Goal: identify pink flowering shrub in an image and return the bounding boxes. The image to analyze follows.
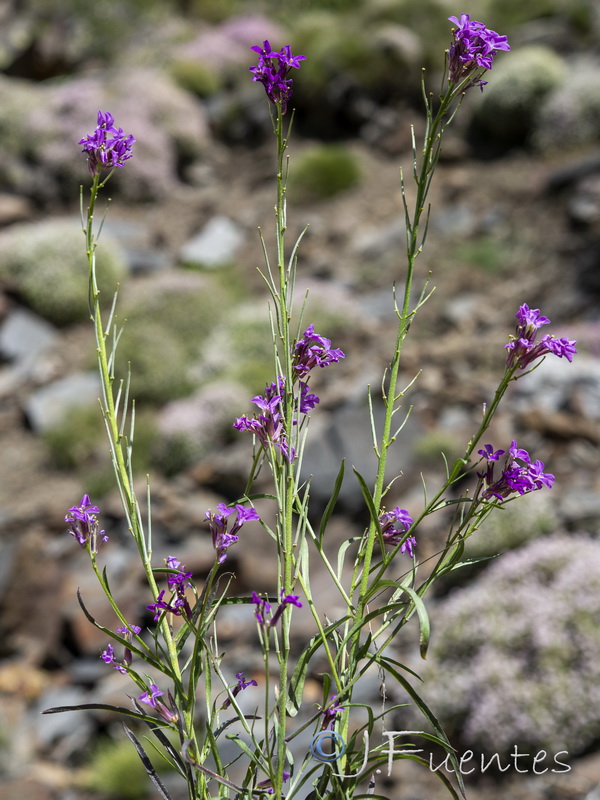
[415,534,600,757]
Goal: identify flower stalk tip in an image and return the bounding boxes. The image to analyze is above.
[249,40,306,113]
[79,110,135,176]
[505,303,577,370]
[447,14,510,91]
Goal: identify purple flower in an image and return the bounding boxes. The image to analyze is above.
[252,590,301,627]
[139,683,164,708]
[116,624,142,637]
[270,592,303,627]
[478,440,555,501]
[515,304,551,330]
[293,324,345,377]
[251,591,272,625]
[257,770,291,794]
[116,623,142,667]
[542,336,578,362]
[204,503,260,564]
[147,589,180,621]
[234,372,326,460]
[220,671,259,710]
[65,494,108,553]
[233,377,295,462]
[477,444,506,461]
[79,110,135,176]
[448,14,510,90]
[299,380,320,414]
[146,557,194,622]
[379,507,416,557]
[505,304,577,370]
[249,40,306,113]
[319,694,344,730]
[100,643,128,674]
[138,684,178,723]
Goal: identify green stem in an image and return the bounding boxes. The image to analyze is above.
[274,102,295,800]
[335,82,469,755]
[354,84,457,609]
[84,175,199,787]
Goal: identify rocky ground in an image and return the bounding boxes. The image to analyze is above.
[1,9,600,800]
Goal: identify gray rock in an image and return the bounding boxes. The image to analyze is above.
[179,215,244,268]
[560,488,600,530]
[301,401,422,511]
[431,203,476,236]
[0,307,58,372]
[101,216,171,273]
[35,686,93,747]
[24,371,101,432]
[512,354,600,419]
[356,288,398,322]
[352,218,405,260]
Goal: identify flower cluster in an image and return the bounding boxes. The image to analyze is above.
[477,440,555,501]
[293,324,345,376]
[505,303,577,370]
[249,40,306,113]
[204,503,261,564]
[447,14,510,90]
[234,377,295,461]
[234,325,343,461]
[379,507,416,557]
[251,591,302,627]
[78,110,135,176]
[221,671,259,710]
[65,494,108,554]
[146,556,194,621]
[138,683,179,723]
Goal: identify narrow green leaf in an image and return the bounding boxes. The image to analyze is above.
[287,618,348,716]
[397,583,430,660]
[132,699,187,776]
[319,460,345,545]
[224,734,268,772]
[75,589,162,670]
[372,654,465,797]
[352,467,380,528]
[42,703,170,727]
[447,555,498,571]
[336,537,361,582]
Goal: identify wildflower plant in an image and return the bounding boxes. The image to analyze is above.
[43,15,576,800]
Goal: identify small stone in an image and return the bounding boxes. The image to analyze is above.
[179,216,244,269]
[0,307,58,371]
[24,371,100,432]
